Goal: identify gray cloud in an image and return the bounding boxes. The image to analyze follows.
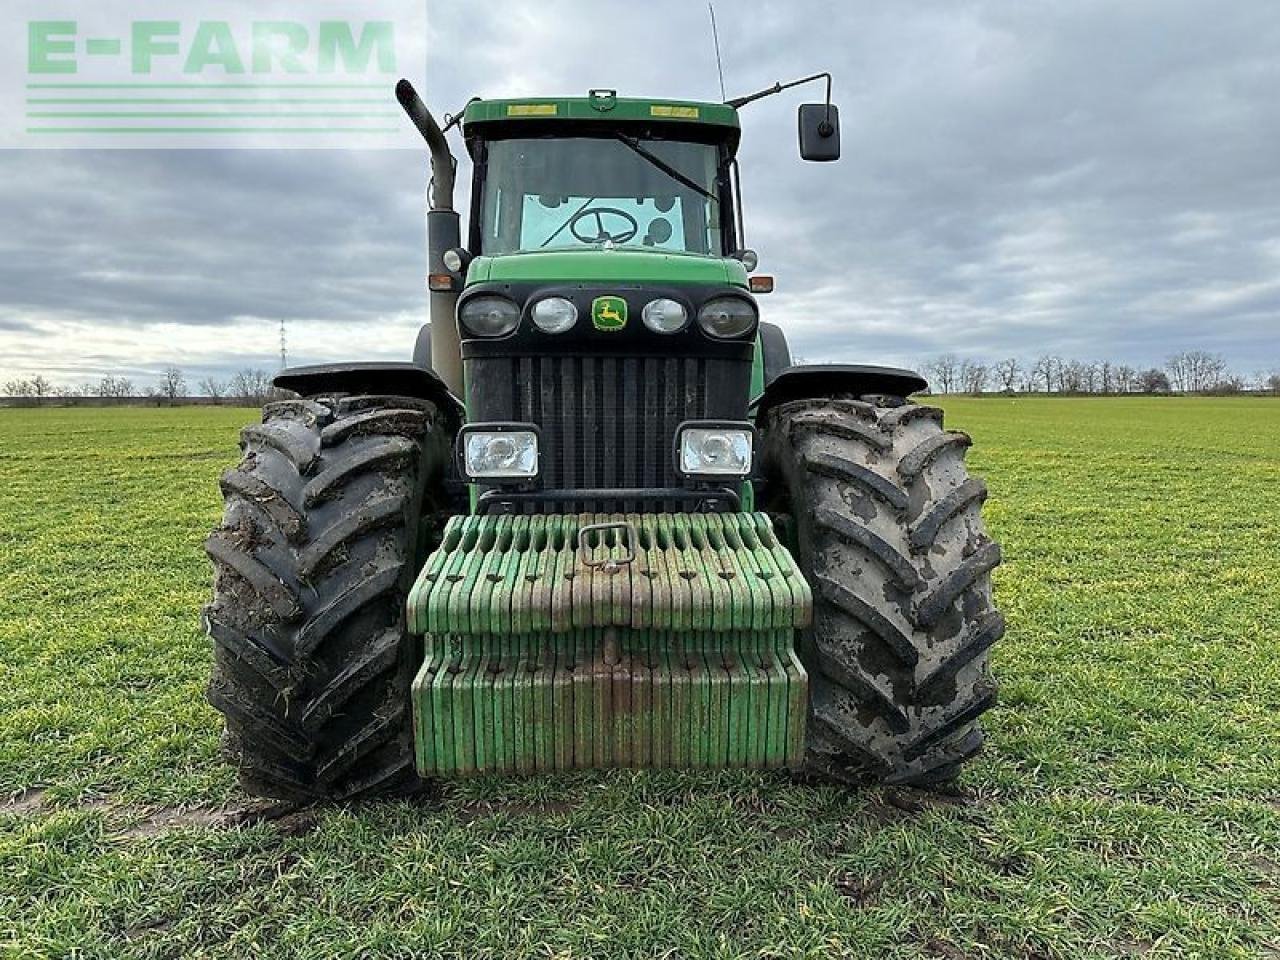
[1,0,1278,388]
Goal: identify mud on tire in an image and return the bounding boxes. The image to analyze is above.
[762,396,1004,787]
[204,394,449,801]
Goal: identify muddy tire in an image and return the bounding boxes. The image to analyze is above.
[203,394,449,801]
[762,396,1003,787]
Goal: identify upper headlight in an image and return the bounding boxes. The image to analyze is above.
[531,296,578,334]
[459,295,520,337]
[697,297,757,338]
[642,298,688,333]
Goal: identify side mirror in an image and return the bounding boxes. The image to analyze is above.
[798,103,840,161]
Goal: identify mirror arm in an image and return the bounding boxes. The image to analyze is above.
[726,71,833,130]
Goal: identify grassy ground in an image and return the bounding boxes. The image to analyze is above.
[1,398,1277,960]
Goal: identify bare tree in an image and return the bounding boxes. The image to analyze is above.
[925,354,960,395]
[1137,368,1171,394]
[158,366,187,400]
[30,375,54,399]
[230,368,274,405]
[1080,362,1100,395]
[1167,351,1228,394]
[1266,371,1280,395]
[3,379,34,397]
[1060,360,1086,394]
[1115,365,1136,394]
[960,359,989,396]
[96,375,134,398]
[1032,355,1060,393]
[993,358,1021,394]
[199,377,227,402]
[1166,352,1189,392]
[1195,352,1228,393]
[1099,361,1114,395]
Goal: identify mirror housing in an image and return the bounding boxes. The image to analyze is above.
[798,103,840,161]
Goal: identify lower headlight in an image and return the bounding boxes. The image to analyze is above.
[697,296,757,338]
[459,295,520,337]
[677,425,753,477]
[462,429,539,479]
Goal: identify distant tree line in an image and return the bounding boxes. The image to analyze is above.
[5,353,1279,403]
[1,367,286,405]
[921,351,1279,396]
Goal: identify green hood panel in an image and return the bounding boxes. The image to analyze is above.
[468,250,750,288]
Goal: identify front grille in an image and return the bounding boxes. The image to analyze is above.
[465,352,751,512]
[513,355,708,490]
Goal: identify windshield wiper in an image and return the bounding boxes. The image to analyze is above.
[540,196,597,248]
[611,133,718,203]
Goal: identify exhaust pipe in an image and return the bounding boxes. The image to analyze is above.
[396,79,463,396]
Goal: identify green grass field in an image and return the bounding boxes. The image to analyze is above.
[1,398,1277,959]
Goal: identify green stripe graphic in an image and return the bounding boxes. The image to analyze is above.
[26,127,400,134]
[27,82,390,90]
[27,112,397,118]
[27,98,387,104]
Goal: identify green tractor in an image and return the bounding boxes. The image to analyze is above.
[203,75,1003,800]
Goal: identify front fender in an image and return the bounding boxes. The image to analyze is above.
[274,362,464,428]
[752,364,928,422]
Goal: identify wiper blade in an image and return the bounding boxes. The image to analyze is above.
[540,196,597,248]
[612,133,718,203]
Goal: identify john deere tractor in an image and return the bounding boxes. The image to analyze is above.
[203,75,1003,800]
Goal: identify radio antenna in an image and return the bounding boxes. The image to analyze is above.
[708,3,727,101]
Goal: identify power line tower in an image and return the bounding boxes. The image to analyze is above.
[279,317,288,371]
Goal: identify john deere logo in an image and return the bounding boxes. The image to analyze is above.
[591,296,627,331]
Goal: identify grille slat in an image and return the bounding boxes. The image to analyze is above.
[506,354,726,502]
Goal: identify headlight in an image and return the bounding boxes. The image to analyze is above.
[642,298,688,333]
[459,295,520,337]
[461,428,539,479]
[697,297,757,338]
[677,425,753,477]
[442,248,465,273]
[531,296,578,334]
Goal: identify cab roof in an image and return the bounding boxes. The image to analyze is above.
[460,94,742,156]
[463,91,739,128]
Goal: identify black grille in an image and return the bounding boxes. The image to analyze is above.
[513,355,708,490]
[465,350,752,512]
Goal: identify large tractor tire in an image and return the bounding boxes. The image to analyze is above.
[762,396,1003,787]
[203,394,449,801]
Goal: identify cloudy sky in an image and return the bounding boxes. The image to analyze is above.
[2,0,1278,390]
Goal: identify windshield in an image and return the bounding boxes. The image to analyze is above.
[477,136,726,256]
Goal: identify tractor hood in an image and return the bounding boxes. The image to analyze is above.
[467,249,750,288]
